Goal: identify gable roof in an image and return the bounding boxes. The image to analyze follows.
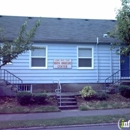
[0,15,117,43]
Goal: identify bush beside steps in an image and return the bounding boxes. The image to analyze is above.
[16,92,47,105]
[80,86,108,100]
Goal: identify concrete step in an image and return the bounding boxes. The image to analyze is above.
[57,95,76,98]
[56,93,80,97]
[101,89,112,92]
[59,105,78,110]
[57,97,76,101]
[104,87,118,94]
[6,84,13,88]
[120,80,130,85]
[58,101,77,105]
[0,79,6,86]
[56,94,78,110]
[11,87,18,92]
[121,79,130,82]
[6,85,17,91]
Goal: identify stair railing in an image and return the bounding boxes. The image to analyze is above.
[0,69,23,90]
[105,69,130,92]
[53,79,62,107]
[105,70,120,92]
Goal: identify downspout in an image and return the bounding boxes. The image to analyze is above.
[110,43,112,76]
[110,43,114,84]
[96,37,99,82]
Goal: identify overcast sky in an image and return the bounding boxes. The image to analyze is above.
[0,0,121,19]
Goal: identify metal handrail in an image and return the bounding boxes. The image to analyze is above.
[53,79,61,94]
[105,69,130,92]
[53,79,62,107]
[0,69,23,87]
[105,70,120,83]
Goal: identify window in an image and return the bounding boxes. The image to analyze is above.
[30,47,47,69]
[78,47,93,69]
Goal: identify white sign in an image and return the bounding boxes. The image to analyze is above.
[53,59,72,69]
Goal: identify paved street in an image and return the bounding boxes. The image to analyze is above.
[46,125,119,130]
[6,124,119,130]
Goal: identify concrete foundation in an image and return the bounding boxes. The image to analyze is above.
[32,83,105,93]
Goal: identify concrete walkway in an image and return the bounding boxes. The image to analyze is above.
[0,108,130,121]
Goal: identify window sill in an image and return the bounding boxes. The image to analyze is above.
[30,67,47,69]
[78,67,94,69]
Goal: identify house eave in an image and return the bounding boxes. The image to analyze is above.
[0,39,115,44]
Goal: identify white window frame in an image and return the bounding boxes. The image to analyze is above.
[77,46,94,69]
[29,46,48,69]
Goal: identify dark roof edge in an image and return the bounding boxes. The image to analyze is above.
[0,39,113,44]
[32,40,112,44]
[0,15,116,21]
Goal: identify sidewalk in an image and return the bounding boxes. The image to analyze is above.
[0,108,130,121]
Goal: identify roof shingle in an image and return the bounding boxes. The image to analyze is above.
[0,15,117,43]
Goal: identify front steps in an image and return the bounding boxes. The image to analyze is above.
[56,94,78,110]
[105,79,130,93]
[0,79,16,96]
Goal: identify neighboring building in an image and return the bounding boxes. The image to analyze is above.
[0,15,125,92]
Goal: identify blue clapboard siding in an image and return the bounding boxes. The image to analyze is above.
[2,43,120,83]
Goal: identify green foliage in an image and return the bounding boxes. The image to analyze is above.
[96,92,108,100]
[108,0,130,56]
[80,86,97,100]
[0,18,41,67]
[32,93,47,104]
[16,92,32,105]
[79,105,89,111]
[16,91,48,105]
[119,85,130,98]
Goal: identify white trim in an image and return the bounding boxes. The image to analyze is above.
[96,44,99,82]
[110,48,112,76]
[121,77,130,79]
[29,46,48,69]
[77,46,94,69]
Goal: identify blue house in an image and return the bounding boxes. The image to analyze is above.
[0,15,127,92]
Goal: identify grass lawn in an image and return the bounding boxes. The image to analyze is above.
[0,93,130,129]
[0,93,130,113]
[0,114,129,129]
[76,93,130,110]
[0,96,60,114]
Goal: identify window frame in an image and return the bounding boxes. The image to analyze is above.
[29,46,48,69]
[77,46,94,69]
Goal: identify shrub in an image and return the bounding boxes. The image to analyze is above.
[16,92,32,105]
[80,86,97,100]
[119,85,130,98]
[96,91,108,100]
[32,93,47,104]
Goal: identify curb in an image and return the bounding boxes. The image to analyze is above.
[3,123,117,130]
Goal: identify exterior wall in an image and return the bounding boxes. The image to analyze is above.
[2,43,120,84]
[98,45,120,82]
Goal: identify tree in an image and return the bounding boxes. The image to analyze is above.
[0,18,41,67]
[108,0,130,56]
